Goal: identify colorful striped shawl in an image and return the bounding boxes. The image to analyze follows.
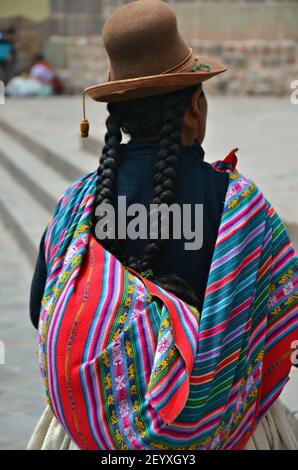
[38,155,298,450]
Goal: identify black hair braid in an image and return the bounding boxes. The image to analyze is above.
[93,103,123,258]
[140,94,185,272]
[93,85,202,308]
[94,105,144,269]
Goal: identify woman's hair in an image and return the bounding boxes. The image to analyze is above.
[93,84,202,308]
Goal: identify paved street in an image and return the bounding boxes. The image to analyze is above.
[0,220,44,450]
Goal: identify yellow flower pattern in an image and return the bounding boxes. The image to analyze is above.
[105,373,112,390]
[111,410,118,425]
[125,340,132,358]
[228,197,238,209]
[128,364,135,380]
[107,394,114,405]
[279,269,294,285]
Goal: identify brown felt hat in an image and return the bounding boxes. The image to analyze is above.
[84,0,227,103]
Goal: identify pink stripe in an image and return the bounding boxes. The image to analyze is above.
[206,247,261,295]
[217,192,264,243]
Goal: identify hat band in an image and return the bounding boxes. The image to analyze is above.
[107,47,198,82]
[160,47,194,74]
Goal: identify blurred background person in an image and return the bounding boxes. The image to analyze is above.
[0,26,17,84]
[30,54,64,95]
[6,67,53,97]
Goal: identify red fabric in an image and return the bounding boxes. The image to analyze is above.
[224,148,238,171]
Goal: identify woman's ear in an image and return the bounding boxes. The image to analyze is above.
[181,87,204,146]
[190,87,201,119]
[197,88,207,144]
[184,88,201,132]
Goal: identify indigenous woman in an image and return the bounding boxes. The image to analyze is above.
[28,0,298,450]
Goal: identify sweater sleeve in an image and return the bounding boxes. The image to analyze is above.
[29,229,47,329]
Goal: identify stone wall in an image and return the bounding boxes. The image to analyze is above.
[173,0,298,95]
[42,0,135,91]
[192,39,298,95]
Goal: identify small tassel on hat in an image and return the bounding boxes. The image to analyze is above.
[80,91,89,138]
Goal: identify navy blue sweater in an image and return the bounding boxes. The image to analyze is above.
[30,139,229,328]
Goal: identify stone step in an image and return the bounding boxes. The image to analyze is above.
[0,164,49,264]
[0,115,96,182]
[0,128,69,213]
[0,102,98,264]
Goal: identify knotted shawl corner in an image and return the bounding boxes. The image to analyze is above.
[142,279,200,424]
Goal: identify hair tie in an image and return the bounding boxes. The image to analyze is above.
[140,269,154,279]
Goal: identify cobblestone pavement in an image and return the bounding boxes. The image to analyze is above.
[0,220,44,450]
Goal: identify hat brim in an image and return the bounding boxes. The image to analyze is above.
[84,55,227,102]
